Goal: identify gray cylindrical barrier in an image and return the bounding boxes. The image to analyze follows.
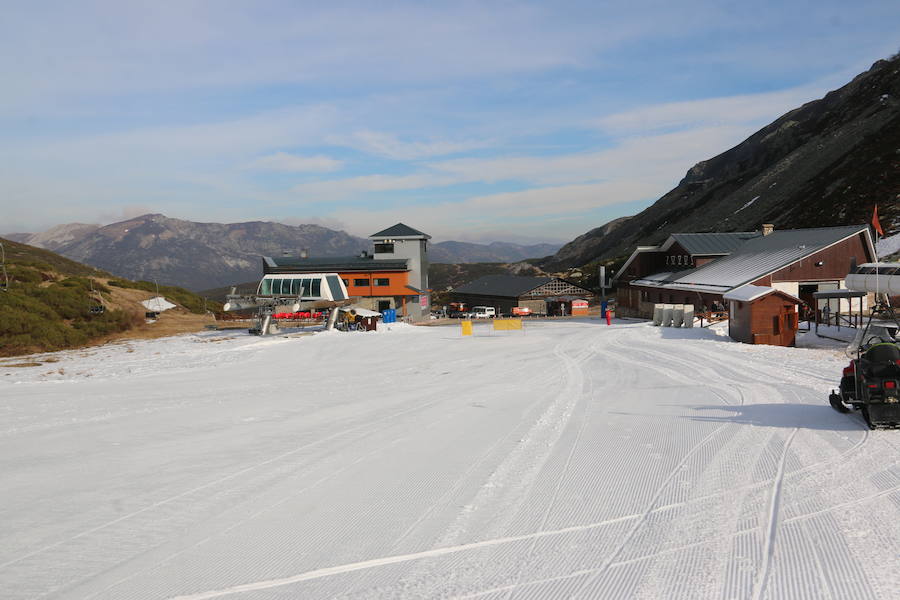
[660,304,673,327]
[653,304,663,326]
[672,304,684,327]
[683,304,694,328]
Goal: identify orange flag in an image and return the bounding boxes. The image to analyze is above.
[872,204,884,238]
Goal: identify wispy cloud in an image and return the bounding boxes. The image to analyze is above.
[328,130,492,160]
[245,152,343,173]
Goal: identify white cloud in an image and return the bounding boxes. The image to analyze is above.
[328,130,491,160]
[595,86,827,136]
[246,152,342,173]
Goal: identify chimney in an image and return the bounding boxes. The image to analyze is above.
[762,223,774,236]
[299,248,308,259]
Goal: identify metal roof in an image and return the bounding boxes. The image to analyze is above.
[369,223,431,239]
[666,232,759,255]
[451,275,554,297]
[643,226,870,293]
[264,255,409,273]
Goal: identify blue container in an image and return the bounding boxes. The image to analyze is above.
[382,309,397,323]
[601,300,608,318]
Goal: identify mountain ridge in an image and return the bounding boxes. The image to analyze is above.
[543,55,900,270]
[8,215,563,289]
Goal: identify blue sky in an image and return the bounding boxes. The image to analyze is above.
[2,1,898,243]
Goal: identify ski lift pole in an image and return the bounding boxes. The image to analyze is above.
[0,241,8,291]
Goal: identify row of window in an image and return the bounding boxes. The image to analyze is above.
[665,255,694,266]
[261,277,322,296]
[342,278,391,287]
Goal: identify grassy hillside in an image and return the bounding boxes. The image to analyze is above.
[0,237,220,357]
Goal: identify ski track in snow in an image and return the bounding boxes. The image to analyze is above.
[1,321,898,599]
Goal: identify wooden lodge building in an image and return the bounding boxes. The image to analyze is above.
[263,223,432,320]
[614,224,876,319]
[450,275,594,316]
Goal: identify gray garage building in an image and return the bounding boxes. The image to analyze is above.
[450,275,594,316]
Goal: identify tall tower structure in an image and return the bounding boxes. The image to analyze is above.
[369,223,430,317]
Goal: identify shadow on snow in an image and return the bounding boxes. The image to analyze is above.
[688,403,867,431]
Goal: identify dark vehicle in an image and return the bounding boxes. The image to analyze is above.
[829,305,900,429]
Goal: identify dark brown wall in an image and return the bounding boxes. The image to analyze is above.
[624,286,723,311]
[768,232,871,283]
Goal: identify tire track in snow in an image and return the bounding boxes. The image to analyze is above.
[164,513,647,600]
[498,334,606,599]
[566,420,732,599]
[751,426,799,600]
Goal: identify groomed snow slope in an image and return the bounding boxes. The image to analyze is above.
[1,321,898,599]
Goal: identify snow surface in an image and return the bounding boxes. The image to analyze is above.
[734,196,760,214]
[142,296,177,312]
[1,320,899,599]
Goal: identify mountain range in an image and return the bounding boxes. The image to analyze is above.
[6,215,561,290]
[542,54,900,270]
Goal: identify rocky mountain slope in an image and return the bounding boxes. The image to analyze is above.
[544,54,900,270]
[9,215,563,290]
[9,214,371,291]
[429,240,561,264]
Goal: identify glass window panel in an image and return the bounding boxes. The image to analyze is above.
[310,278,321,296]
[300,279,311,297]
[327,275,346,300]
[260,278,271,294]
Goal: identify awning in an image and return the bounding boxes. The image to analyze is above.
[812,290,867,300]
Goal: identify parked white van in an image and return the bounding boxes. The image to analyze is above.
[472,306,496,318]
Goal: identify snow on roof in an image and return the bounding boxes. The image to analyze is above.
[723,285,801,303]
[722,285,775,302]
[141,296,176,312]
[339,306,382,317]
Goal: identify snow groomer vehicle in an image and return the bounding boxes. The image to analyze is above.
[829,263,900,429]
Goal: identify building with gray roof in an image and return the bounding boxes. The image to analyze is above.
[262,223,432,320]
[450,275,594,316]
[616,224,876,318]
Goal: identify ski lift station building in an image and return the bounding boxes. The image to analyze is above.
[262,223,431,320]
[614,224,877,320]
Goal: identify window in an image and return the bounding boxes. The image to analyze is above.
[309,278,321,296]
[677,256,682,265]
[374,278,390,286]
[374,242,394,254]
[342,279,349,286]
[272,279,283,295]
[353,278,369,287]
[260,278,272,295]
[326,275,346,300]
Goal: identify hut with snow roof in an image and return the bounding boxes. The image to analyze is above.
[723,285,802,346]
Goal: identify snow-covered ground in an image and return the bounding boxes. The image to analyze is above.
[1,320,898,599]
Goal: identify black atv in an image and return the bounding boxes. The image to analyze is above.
[830,316,900,429]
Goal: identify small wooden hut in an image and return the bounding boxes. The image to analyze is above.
[724,285,801,346]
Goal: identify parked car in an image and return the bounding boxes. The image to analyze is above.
[471,306,496,319]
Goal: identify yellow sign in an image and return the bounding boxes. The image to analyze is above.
[493,318,523,331]
[461,321,473,336]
